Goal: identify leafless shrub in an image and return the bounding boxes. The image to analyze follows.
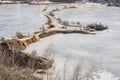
[57,18,62,23]
[49,12,55,17]
[0,46,51,80]
[42,44,56,80]
[0,62,41,80]
[16,31,25,39]
[28,50,37,69]
[55,8,60,11]
[72,64,82,80]
[63,5,68,9]
[40,27,45,33]
[43,8,47,12]
[0,37,5,41]
[77,22,80,25]
[39,27,43,32]
[43,44,55,61]
[107,3,114,6]
[0,49,52,70]
[62,21,69,26]
[0,48,51,80]
[86,23,108,31]
[71,21,75,25]
[34,31,40,34]
[76,22,82,27]
[69,6,77,8]
[52,8,60,12]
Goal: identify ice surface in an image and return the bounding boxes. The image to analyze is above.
[0,4,61,38]
[0,4,47,38]
[25,5,120,79]
[94,70,120,80]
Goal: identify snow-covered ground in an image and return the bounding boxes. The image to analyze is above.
[0,4,120,80]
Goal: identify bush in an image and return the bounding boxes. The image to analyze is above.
[0,49,52,70]
[62,21,69,26]
[49,12,55,17]
[16,32,25,39]
[77,22,80,25]
[0,37,5,41]
[86,23,108,31]
[57,18,62,23]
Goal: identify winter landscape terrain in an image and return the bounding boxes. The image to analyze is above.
[0,2,120,80]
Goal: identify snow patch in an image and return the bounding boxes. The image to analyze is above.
[94,70,120,80]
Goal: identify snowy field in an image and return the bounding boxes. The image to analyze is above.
[0,4,120,80]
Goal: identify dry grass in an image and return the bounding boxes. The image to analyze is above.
[0,62,42,80]
[0,43,53,80]
[0,50,52,70]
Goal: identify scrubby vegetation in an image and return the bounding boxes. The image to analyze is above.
[49,12,55,17]
[16,31,26,39]
[86,23,108,31]
[0,42,97,80]
[62,20,69,26]
[0,48,52,80]
[0,50,52,70]
[0,63,41,80]
[0,37,5,41]
[0,41,54,80]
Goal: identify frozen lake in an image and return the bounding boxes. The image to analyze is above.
[0,4,120,80]
[0,4,61,38]
[0,4,47,38]
[26,5,120,79]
